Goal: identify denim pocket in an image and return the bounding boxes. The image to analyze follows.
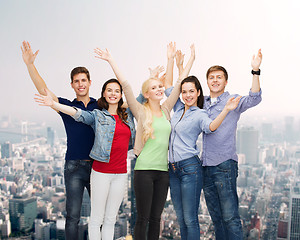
[181,163,200,175]
[64,160,80,174]
[98,118,109,125]
[215,159,236,172]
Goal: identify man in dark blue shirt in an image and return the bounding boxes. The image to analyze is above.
[21,41,98,240]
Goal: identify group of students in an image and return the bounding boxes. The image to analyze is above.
[21,41,262,240]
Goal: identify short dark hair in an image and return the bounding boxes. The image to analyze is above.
[206,65,228,81]
[70,67,90,82]
[180,76,204,109]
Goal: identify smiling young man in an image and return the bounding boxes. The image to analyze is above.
[201,49,262,240]
[21,41,98,240]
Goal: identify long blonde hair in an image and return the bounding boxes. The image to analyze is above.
[141,77,160,143]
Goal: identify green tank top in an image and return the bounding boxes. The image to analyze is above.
[134,111,171,171]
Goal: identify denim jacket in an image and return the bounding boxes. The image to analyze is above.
[73,108,136,162]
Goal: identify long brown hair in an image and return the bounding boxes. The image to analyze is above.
[181,76,204,109]
[97,79,128,123]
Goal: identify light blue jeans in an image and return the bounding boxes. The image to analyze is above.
[169,155,202,240]
[203,159,243,240]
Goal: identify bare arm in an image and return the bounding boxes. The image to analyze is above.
[34,89,76,116]
[179,44,195,81]
[209,96,242,131]
[163,44,196,111]
[94,48,142,119]
[21,41,58,103]
[175,50,184,77]
[163,42,176,89]
[250,49,262,93]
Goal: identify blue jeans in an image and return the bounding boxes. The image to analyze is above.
[203,159,243,240]
[169,156,202,240]
[64,160,93,240]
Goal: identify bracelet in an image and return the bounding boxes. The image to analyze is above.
[251,69,261,75]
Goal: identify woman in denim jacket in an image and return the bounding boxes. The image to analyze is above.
[94,43,195,240]
[162,51,241,240]
[35,79,135,240]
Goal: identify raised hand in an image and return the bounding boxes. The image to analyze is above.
[21,41,39,65]
[167,42,176,59]
[251,49,262,70]
[175,50,184,68]
[225,96,242,111]
[190,44,195,58]
[34,89,54,107]
[159,73,167,87]
[149,65,165,78]
[94,48,113,62]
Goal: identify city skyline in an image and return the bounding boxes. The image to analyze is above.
[1,113,300,239]
[0,0,300,129]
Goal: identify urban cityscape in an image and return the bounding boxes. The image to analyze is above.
[0,114,300,240]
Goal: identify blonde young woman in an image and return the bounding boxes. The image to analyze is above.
[94,43,194,240]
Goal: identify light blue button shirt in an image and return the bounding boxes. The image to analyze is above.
[201,90,262,166]
[165,87,212,163]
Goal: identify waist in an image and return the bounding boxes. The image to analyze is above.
[169,155,201,168]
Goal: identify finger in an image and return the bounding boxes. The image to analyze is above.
[21,46,24,54]
[23,41,28,50]
[34,98,44,103]
[34,50,39,57]
[34,93,43,98]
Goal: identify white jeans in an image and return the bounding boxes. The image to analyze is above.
[88,169,127,240]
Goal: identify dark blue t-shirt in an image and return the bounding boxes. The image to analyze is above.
[58,97,98,160]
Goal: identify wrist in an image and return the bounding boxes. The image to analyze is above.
[26,63,34,67]
[251,69,261,75]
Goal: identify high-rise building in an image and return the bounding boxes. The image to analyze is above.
[1,141,12,158]
[9,195,37,233]
[47,127,55,147]
[288,182,300,239]
[285,116,295,143]
[237,127,259,164]
[21,121,28,142]
[81,189,91,217]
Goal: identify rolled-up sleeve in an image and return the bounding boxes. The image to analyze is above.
[72,108,95,126]
[236,89,262,113]
[199,111,212,134]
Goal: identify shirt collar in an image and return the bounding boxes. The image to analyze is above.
[206,91,230,103]
[72,97,97,104]
[177,104,199,112]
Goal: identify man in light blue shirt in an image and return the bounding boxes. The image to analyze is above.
[201,49,263,240]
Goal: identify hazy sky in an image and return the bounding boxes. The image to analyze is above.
[1,0,300,130]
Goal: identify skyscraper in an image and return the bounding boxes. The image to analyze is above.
[47,127,55,147]
[285,116,295,143]
[9,195,37,233]
[1,141,12,158]
[288,182,300,239]
[237,127,259,164]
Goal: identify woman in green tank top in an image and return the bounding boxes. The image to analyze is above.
[94,42,195,240]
